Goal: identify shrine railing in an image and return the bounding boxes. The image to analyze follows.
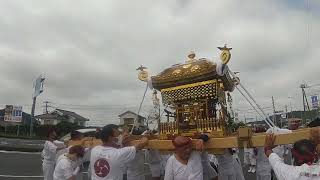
[159,118,224,135]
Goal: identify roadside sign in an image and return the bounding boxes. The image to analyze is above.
[311,95,319,109]
[4,105,23,123]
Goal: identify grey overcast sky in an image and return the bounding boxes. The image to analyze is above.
[0,0,319,126]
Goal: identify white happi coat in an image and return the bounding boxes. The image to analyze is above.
[244,147,256,166]
[42,141,58,180]
[160,154,171,176]
[256,147,272,180]
[164,152,203,180]
[126,150,145,180]
[90,145,136,180]
[269,153,320,180]
[54,154,77,180]
[217,149,245,180]
[146,150,161,178]
[201,152,217,180]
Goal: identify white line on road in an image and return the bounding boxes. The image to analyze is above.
[0,150,41,154]
[0,175,43,178]
[0,172,89,178]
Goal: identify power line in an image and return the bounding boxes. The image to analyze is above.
[49,102,141,108]
[234,106,273,112]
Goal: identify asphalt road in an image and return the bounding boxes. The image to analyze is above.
[0,150,260,180]
[0,151,43,180]
[0,150,92,180]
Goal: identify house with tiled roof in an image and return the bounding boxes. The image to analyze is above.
[36,108,89,126]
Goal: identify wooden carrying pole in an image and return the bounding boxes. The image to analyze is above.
[69,127,320,154]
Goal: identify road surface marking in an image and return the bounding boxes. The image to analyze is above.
[0,150,41,154]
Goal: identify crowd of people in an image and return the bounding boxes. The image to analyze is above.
[41,124,320,180]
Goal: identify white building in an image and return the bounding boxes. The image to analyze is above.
[118,110,146,127]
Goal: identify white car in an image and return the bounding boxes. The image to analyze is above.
[60,128,97,142]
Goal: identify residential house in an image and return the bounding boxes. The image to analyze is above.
[36,108,89,126]
[119,110,146,127]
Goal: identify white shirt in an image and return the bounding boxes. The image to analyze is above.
[201,152,217,180]
[54,155,75,180]
[146,150,161,164]
[269,153,320,180]
[42,141,58,162]
[164,152,203,180]
[56,146,90,169]
[146,150,161,177]
[160,154,171,176]
[256,147,271,176]
[244,147,254,153]
[53,140,66,148]
[232,152,245,180]
[217,150,234,176]
[216,149,245,180]
[90,146,136,180]
[126,150,145,180]
[56,148,69,162]
[83,148,91,162]
[208,154,218,166]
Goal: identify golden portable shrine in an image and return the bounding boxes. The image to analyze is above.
[145,47,235,139]
[69,45,320,153]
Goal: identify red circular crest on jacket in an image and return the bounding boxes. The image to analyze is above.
[94,158,110,177]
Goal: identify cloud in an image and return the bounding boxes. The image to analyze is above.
[0,0,319,125]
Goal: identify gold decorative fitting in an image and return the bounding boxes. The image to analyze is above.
[160,80,217,104]
[190,65,200,72]
[218,44,232,65]
[136,65,149,82]
[187,51,196,63]
[161,80,217,92]
[172,69,182,75]
[182,64,192,69]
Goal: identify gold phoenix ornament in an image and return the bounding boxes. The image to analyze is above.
[136,65,149,82]
[218,44,232,64]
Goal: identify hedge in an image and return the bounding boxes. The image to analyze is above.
[0,121,84,139]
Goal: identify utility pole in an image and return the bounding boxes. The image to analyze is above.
[300,84,310,125]
[272,96,276,125]
[288,96,293,118]
[283,105,288,128]
[30,97,36,135]
[244,114,247,124]
[30,76,45,136]
[43,101,50,114]
[300,84,310,111]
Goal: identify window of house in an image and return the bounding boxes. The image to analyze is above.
[124,118,134,125]
[43,119,54,125]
